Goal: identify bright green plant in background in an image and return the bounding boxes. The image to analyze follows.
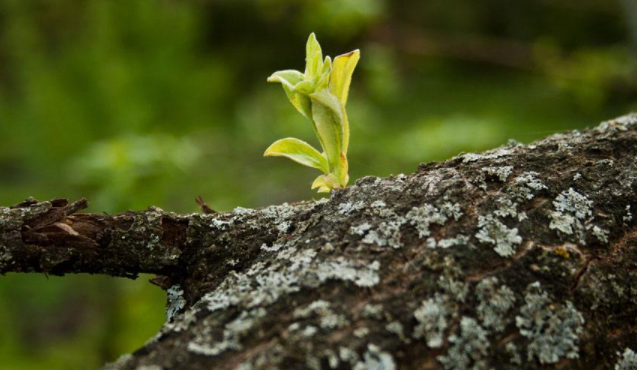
[265,33,360,193]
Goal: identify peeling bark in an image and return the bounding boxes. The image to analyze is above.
[2,114,637,370]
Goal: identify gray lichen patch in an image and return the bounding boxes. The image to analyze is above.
[237,201,304,233]
[592,225,609,244]
[188,307,267,356]
[293,300,349,330]
[515,282,584,364]
[233,206,256,217]
[438,276,469,303]
[351,200,403,249]
[350,222,372,236]
[614,113,637,125]
[549,188,598,243]
[505,342,522,365]
[553,188,592,220]
[615,348,637,370]
[166,285,187,321]
[492,196,527,222]
[406,202,462,238]
[478,172,546,230]
[416,169,453,194]
[0,200,51,232]
[162,303,200,335]
[475,277,516,332]
[109,208,185,271]
[625,205,633,223]
[338,201,366,215]
[352,344,396,370]
[407,205,448,238]
[370,200,387,209]
[339,346,361,366]
[276,221,292,234]
[437,317,490,370]
[353,327,370,338]
[131,207,165,250]
[286,323,318,339]
[259,202,297,221]
[260,242,284,253]
[315,259,381,287]
[199,245,380,316]
[357,198,462,249]
[482,166,514,182]
[383,173,410,193]
[475,214,522,257]
[462,147,515,163]
[385,321,409,343]
[411,278,468,349]
[429,234,470,249]
[598,113,637,132]
[362,219,403,249]
[413,294,449,348]
[362,304,385,320]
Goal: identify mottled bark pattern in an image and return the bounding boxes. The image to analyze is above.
[2,115,637,370]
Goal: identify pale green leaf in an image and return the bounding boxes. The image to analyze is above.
[329,50,360,107]
[329,50,358,154]
[264,137,328,173]
[268,70,312,118]
[311,89,343,120]
[341,110,350,154]
[310,90,344,172]
[311,174,328,189]
[311,174,337,193]
[317,186,330,193]
[316,57,332,91]
[338,151,349,187]
[293,81,314,95]
[322,56,332,75]
[305,33,323,80]
[266,33,357,193]
[267,70,304,89]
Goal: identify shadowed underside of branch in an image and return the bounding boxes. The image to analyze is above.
[1,115,637,370]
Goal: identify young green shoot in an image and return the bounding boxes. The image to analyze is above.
[265,33,360,193]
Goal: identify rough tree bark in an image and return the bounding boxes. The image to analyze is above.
[1,114,637,370]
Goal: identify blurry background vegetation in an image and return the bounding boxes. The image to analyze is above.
[0,0,635,368]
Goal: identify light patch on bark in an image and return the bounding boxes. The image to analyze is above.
[515,282,584,364]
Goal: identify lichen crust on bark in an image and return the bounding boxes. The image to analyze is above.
[2,114,637,370]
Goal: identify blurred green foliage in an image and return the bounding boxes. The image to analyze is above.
[0,0,635,368]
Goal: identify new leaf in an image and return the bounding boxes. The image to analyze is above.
[265,33,359,193]
[264,138,329,173]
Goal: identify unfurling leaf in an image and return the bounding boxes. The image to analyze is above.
[267,70,312,119]
[264,138,329,173]
[267,70,303,90]
[305,33,323,80]
[310,90,344,172]
[330,50,360,107]
[265,33,359,193]
[311,174,338,193]
[329,50,359,154]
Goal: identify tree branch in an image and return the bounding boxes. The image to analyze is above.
[2,114,637,370]
[0,198,189,278]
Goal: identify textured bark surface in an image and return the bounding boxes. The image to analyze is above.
[2,114,637,370]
